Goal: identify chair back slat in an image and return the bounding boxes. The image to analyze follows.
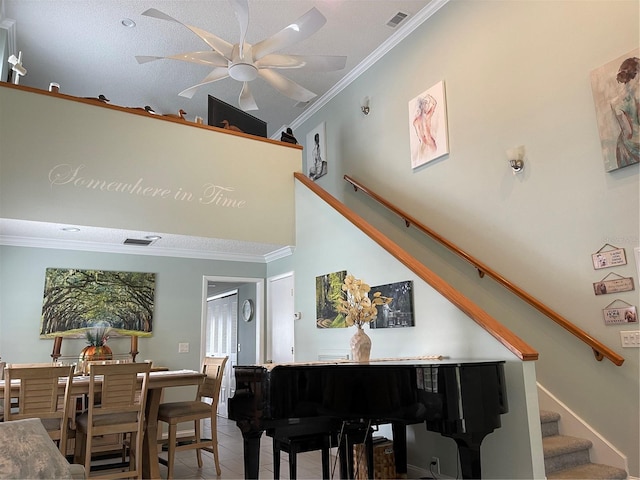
[3,364,75,454]
[87,362,150,425]
[197,356,228,402]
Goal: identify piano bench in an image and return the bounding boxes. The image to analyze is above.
[272,433,332,480]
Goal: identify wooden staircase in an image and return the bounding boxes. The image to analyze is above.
[541,410,627,479]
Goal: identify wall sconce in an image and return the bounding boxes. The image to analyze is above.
[361,96,370,115]
[506,145,525,174]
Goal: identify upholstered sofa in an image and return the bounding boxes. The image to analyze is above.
[0,418,85,479]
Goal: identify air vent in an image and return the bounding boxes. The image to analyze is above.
[123,238,153,246]
[386,11,408,28]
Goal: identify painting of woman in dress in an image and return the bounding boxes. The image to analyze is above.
[590,49,639,172]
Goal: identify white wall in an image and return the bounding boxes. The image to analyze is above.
[270,0,639,475]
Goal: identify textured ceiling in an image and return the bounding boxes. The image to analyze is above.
[3,0,434,138]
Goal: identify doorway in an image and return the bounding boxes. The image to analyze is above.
[201,276,264,418]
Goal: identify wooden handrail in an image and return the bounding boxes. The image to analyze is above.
[295,172,538,362]
[343,174,624,366]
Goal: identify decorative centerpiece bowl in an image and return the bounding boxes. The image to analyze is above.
[79,326,112,371]
[338,274,391,362]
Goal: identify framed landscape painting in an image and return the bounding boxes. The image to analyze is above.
[315,270,346,328]
[40,268,155,338]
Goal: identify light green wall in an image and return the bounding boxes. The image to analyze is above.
[271,0,639,475]
[0,245,265,402]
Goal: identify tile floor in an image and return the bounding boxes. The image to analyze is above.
[159,415,332,480]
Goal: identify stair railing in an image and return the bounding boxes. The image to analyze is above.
[295,172,538,362]
[343,174,623,366]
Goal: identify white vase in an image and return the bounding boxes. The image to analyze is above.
[350,326,371,362]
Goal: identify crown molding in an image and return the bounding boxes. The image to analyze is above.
[0,234,294,263]
[289,0,450,132]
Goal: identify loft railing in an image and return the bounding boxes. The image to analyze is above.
[343,174,624,367]
[295,172,538,362]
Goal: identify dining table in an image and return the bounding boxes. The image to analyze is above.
[0,368,205,479]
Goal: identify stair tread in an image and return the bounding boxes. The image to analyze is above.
[540,410,561,423]
[546,462,627,479]
[543,435,592,457]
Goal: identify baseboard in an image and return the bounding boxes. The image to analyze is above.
[537,383,628,473]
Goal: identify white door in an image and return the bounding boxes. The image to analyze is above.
[268,273,295,363]
[205,293,237,418]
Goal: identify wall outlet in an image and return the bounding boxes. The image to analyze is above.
[178,342,189,353]
[430,456,440,474]
[620,331,640,348]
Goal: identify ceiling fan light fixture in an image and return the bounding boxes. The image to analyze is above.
[229,62,258,82]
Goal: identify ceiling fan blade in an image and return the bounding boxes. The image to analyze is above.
[257,54,347,71]
[166,51,229,67]
[178,68,230,98]
[252,7,327,60]
[135,55,164,64]
[229,0,249,59]
[238,82,258,111]
[137,51,228,67]
[258,69,317,103]
[141,8,234,60]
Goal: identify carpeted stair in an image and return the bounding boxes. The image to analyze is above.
[541,410,627,479]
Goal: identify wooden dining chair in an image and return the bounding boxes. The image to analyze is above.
[157,356,228,478]
[3,363,75,454]
[74,361,151,479]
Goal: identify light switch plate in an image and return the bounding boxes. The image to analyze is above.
[620,331,640,348]
[178,342,189,353]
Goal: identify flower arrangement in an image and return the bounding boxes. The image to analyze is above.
[79,325,113,370]
[85,325,110,346]
[338,274,392,328]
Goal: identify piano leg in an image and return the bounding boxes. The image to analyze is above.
[391,422,408,478]
[453,437,483,480]
[242,431,264,479]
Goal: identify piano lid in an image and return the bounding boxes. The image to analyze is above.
[238,356,507,372]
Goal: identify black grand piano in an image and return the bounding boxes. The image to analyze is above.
[228,358,507,479]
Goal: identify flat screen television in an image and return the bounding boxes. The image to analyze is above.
[207,95,267,138]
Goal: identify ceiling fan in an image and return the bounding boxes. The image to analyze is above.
[136,0,347,111]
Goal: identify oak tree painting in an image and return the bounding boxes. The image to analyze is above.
[40,268,155,338]
[315,270,347,328]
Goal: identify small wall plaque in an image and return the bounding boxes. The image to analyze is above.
[603,300,637,325]
[593,273,635,295]
[592,244,627,270]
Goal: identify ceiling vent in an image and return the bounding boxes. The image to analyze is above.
[386,11,408,28]
[123,238,153,246]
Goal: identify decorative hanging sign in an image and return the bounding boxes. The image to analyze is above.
[592,244,627,270]
[602,300,637,325]
[593,273,635,295]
